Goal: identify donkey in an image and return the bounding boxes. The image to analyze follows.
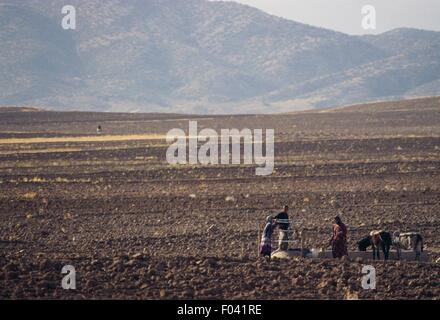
[393,232,424,261]
[357,230,392,260]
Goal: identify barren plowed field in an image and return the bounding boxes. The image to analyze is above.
[1,97,440,299]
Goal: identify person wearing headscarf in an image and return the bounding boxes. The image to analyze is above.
[259,215,275,257]
[329,215,348,259]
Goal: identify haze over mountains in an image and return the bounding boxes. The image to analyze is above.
[1,0,440,114]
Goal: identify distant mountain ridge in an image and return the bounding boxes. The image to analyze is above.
[1,0,440,114]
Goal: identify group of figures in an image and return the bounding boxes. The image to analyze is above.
[259,206,348,258]
[259,206,424,261]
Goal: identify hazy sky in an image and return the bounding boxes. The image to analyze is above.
[225,0,440,35]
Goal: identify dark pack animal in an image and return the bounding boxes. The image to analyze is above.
[357,230,392,260]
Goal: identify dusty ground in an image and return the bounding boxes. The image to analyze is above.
[0,97,440,300]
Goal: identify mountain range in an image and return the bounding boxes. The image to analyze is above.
[1,0,440,114]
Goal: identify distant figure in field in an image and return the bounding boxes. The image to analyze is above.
[97,125,102,135]
[329,215,348,259]
[274,205,290,251]
[259,216,275,257]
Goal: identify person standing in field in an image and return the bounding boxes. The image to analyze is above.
[329,215,348,258]
[275,205,290,251]
[259,216,275,257]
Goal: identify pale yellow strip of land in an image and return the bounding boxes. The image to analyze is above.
[0,134,167,145]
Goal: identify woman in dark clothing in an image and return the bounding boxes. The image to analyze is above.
[329,215,348,259]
